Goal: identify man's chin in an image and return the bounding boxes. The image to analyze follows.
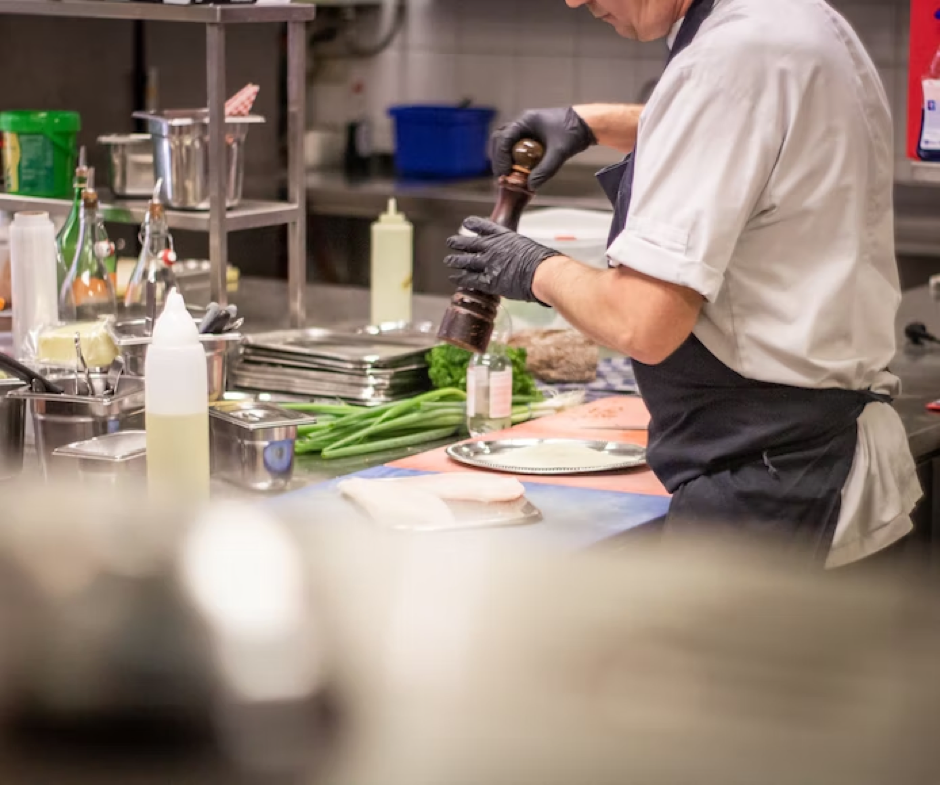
[610,20,640,40]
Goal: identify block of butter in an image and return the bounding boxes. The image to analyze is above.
[36,321,118,369]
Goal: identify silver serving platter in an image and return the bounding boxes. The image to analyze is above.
[446,438,647,475]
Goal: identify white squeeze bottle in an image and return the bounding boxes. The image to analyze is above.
[145,289,210,502]
[370,197,413,325]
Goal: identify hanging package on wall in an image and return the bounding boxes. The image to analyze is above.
[907,0,940,161]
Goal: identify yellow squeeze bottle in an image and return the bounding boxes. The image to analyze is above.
[370,197,413,325]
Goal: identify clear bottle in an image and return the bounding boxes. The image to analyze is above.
[55,145,88,290]
[145,288,210,503]
[59,167,117,322]
[466,307,514,436]
[124,179,178,320]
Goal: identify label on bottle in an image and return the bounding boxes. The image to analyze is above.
[488,368,513,419]
[466,365,478,417]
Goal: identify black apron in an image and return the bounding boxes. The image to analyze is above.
[596,0,889,562]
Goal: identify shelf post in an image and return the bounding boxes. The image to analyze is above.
[206,22,228,308]
[286,19,307,327]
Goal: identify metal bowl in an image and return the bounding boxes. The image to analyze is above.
[133,109,265,211]
[8,374,145,479]
[107,318,242,403]
[97,133,156,199]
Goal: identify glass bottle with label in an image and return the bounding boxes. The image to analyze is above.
[466,307,514,436]
[59,167,116,322]
[124,179,177,320]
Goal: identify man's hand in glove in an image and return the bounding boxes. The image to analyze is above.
[444,216,561,303]
[490,107,596,190]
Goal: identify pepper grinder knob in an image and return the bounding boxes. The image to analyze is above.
[511,139,545,175]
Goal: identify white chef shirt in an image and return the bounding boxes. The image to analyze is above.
[606,0,920,565]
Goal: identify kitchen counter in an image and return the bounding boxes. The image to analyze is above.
[236,277,939,462]
[306,167,940,257]
[6,280,936,510]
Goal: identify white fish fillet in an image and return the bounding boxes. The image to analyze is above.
[338,478,456,530]
[383,472,525,502]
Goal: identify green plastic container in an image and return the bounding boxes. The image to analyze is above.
[0,110,81,198]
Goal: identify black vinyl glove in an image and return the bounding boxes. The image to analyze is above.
[490,107,596,190]
[444,216,560,303]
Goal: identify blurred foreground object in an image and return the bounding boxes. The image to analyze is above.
[0,483,936,785]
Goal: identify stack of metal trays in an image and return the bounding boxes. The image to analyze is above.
[232,322,439,404]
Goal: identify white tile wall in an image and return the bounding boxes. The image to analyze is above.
[312,0,920,170]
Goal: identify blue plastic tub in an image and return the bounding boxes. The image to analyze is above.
[388,105,497,179]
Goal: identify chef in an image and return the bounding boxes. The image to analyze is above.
[443,0,923,567]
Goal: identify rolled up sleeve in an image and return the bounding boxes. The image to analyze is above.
[607,64,781,303]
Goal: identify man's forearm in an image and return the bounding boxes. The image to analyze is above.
[532,255,703,365]
[573,104,644,154]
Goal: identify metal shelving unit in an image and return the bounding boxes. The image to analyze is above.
[0,0,316,326]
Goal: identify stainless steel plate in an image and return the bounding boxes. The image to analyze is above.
[446,438,647,475]
[242,328,435,368]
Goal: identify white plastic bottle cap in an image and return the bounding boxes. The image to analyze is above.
[152,289,199,347]
[379,197,406,224]
[12,211,52,227]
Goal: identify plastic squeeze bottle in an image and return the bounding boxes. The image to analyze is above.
[370,197,413,325]
[145,289,210,502]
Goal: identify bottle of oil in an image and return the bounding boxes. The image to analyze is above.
[59,167,116,321]
[466,307,514,436]
[145,289,209,503]
[124,179,178,320]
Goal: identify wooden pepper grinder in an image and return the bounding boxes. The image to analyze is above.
[437,138,545,353]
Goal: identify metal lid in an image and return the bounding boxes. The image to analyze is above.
[53,430,147,463]
[97,133,152,144]
[209,401,316,430]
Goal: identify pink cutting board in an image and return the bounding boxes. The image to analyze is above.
[389,397,669,497]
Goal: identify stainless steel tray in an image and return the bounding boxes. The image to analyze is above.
[231,368,424,404]
[241,328,436,369]
[235,358,429,387]
[446,438,648,475]
[239,347,428,374]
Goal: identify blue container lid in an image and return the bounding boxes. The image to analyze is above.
[389,105,496,123]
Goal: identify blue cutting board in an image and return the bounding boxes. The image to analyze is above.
[272,466,669,551]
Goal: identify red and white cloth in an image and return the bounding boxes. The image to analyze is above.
[225,84,260,117]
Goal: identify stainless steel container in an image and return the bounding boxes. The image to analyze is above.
[209,401,315,492]
[108,318,241,403]
[0,376,26,480]
[97,134,156,198]
[8,374,145,478]
[133,109,265,211]
[52,430,147,486]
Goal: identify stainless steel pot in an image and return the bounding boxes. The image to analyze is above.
[8,374,145,479]
[0,377,26,480]
[107,318,241,403]
[97,134,155,198]
[209,401,316,491]
[132,109,265,211]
